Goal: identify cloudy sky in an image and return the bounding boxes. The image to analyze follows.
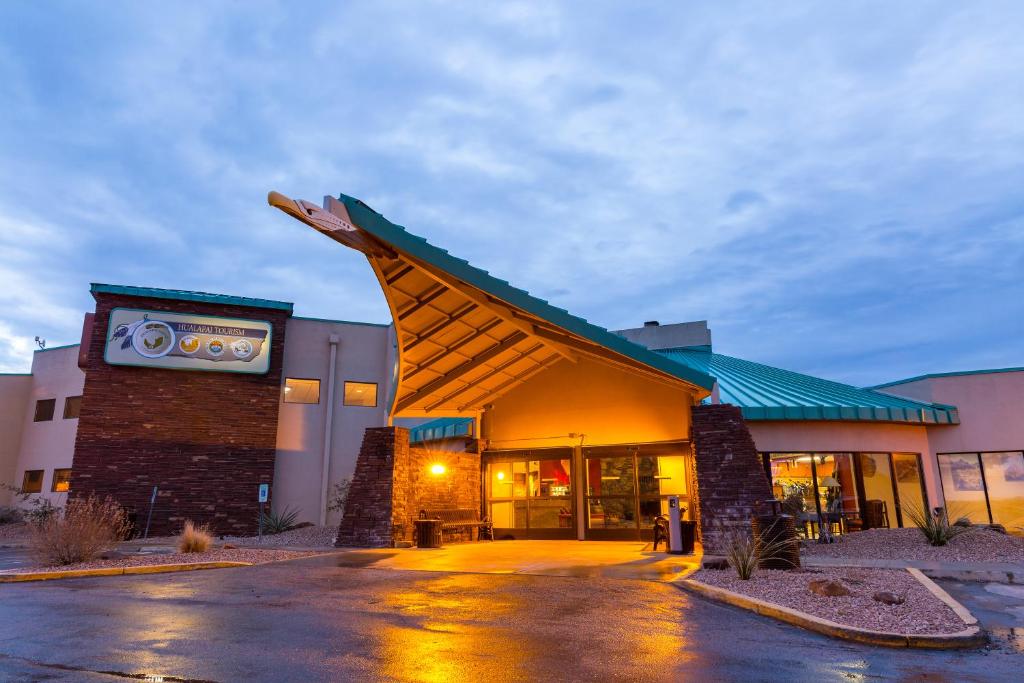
[1,2,1021,385]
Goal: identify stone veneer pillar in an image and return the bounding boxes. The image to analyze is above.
[336,426,410,547]
[336,427,482,548]
[691,404,773,556]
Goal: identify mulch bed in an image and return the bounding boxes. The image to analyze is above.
[3,548,323,574]
[802,528,1024,563]
[691,567,967,635]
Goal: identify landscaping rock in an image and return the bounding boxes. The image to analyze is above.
[809,579,850,597]
[702,558,730,570]
[873,591,906,605]
[98,551,130,560]
[222,543,238,550]
[291,522,314,530]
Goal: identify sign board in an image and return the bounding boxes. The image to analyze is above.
[258,484,269,503]
[104,308,272,374]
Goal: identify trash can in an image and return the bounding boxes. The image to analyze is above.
[752,499,800,569]
[678,520,697,555]
[415,518,443,548]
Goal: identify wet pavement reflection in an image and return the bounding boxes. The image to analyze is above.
[0,553,1020,681]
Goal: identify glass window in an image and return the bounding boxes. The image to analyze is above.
[21,470,43,494]
[981,452,1024,531]
[587,456,635,497]
[486,456,571,531]
[33,399,55,422]
[343,381,377,407]
[51,468,72,493]
[938,454,990,523]
[858,453,898,528]
[769,454,817,519]
[892,453,927,521]
[63,396,82,419]
[283,378,320,404]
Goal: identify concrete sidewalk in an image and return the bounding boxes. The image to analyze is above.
[804,555,1024,584]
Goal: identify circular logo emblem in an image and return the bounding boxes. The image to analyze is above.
[207,338,226,357]
[131,321,175,359]
[230,338,254,359]
[178,334,201,355]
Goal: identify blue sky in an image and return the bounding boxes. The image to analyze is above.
[1,2,1021,385]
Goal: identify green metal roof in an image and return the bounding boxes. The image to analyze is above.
[409,416,474,444]
[871,366,1024,389]
[657,347,959,425]
[90,283,294,313]
[336,194,716,392]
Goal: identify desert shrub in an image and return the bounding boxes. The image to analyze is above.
[28,494,129,566]
[326,478,351,515]
[724,529,759,580]
[177,520,213,553]
[23,498,61,525]
[904,504,974,546]
[0,506,22,525]
[259,506,299,534]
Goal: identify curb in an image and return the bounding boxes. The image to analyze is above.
[0,561,251,583]
[678,570,986,649]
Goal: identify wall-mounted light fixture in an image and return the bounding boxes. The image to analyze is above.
[496,471,505,480]
[430,463,446,476]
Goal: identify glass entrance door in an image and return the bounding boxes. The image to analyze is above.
[484,449,574,539]
[584,443,692,541]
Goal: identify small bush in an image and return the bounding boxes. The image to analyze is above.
[904,504,973,546]
[28,494,129,566]
[259,506,299,535]
[724,529,759,580]
[326,478,351,515]
[177,520,213,553]
[23,498,61,525]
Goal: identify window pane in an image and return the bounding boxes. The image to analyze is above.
[51,468,72,492]
[63,396,82,419]
[283,378,320,404]
[858,453,898,528]
[532,459,571,497]
[487,463,515,499]
[588,498,635,529]
[490,501,514,528]
[586,457,635,496]
[981,452,1024,531]
[892,453,927,520]
[22,470,43,493]
[769,454,816,519]
[938,454,990,523]
[33,399,55,422]
[528,499,573,528]
[343,381,377,407]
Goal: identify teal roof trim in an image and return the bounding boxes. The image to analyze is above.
[337,194,716,392]
[657,348,960,425]
[409,417,474,444]
[90,283,294,313]
[871,366,1024,389]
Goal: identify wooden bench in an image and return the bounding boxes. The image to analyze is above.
[419,508,493,542]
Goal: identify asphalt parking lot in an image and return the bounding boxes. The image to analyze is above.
[1,552,1022,682]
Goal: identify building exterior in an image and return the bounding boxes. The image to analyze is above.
[0,189,1020,544]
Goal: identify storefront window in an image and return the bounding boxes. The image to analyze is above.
[980,452,1024,530]
[769,454,817,520]
[859,453,898,528]
[938,454,990,523]
[892,453,927,522]
[485,451,573,536]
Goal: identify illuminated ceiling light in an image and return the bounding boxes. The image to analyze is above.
[430,463,446,476]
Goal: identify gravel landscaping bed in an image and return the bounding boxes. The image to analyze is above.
[2,548,321,574]
[222,524,337,548]
[802,528,1024,563]
[691,567,966,634]
[0,522,30,544]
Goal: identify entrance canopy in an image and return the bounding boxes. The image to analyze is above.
[269,191,714,418]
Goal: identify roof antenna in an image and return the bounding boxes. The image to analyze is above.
[34,336,46,350]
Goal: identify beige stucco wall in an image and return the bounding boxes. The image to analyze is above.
[273,318,393,525]
[485,357,696,450]
[0,374,32,506]
[880,371,1024,455]
[13,346,85,509]
[747,420,940,507]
